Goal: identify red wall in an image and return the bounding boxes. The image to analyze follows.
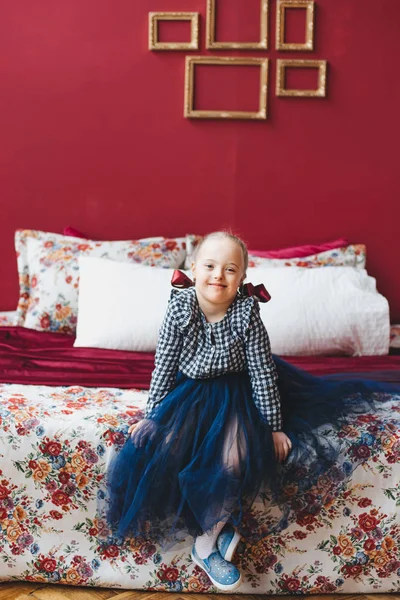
[0,0,399,318]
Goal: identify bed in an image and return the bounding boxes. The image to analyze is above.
[0,229,399,594]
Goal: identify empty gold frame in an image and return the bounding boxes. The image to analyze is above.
[206,0,269,50]
[149,12,199,51]
[184,56,269,120]
[276,0,314,51]
[276,59,327,97]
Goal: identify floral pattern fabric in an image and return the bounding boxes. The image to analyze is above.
[0,381,399,593]
[390,325,400,349]
[248,244,366,269]
[0,312,16,327]
[184,234,367,270]
[14,230,187,334]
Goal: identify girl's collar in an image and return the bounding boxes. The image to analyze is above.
[196,291,237,326]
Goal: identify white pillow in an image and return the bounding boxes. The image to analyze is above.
[74,258,390,356]
[247,267,390,356]
[75,258,173,351]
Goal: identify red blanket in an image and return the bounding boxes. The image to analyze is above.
[0,327,399,388]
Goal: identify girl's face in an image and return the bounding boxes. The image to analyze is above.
[192,237,246,308]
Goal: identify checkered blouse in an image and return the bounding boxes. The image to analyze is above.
[145,287,282,431]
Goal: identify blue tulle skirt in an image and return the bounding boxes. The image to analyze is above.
[106,356,399,540]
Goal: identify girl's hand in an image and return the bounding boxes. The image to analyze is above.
[128,420,144,436]
[128,419,156,447]
[272,431,292,463]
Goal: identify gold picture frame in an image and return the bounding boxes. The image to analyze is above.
[184,56,269,120]
[276,59,327,97]
[149,12,199,51]
[206,0,269,50]
[276,0,314,51]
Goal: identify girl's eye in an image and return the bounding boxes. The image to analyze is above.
[227,268,236,273]
[205,264,213,269]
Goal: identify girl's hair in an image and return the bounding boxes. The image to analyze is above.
[193,231,248,273]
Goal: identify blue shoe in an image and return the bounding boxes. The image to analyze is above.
[217,524,242,562]
[191,544,242,592]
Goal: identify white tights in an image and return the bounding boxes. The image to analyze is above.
[195,416,245,559]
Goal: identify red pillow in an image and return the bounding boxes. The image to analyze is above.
[248,238,349,259]
[63,226,89,238]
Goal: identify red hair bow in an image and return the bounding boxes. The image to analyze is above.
[171,270,271,303]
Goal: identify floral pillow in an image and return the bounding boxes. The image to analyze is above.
[184,234,366,270]
[15,229,50,326]
[248,245,367,269]
[0,311,16,327]
[15,229,187,333]
[390,324,400,349]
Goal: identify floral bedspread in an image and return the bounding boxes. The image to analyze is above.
[0,382,399,593]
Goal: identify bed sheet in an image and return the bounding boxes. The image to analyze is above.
[0,327,399,390]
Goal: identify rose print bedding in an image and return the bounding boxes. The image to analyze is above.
[0,376,399,593]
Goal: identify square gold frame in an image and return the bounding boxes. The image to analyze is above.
[276,59,327,97]
[149,12,199,51]
[206,0,269,50]
[184,56,269,120]
[276,0,314,51]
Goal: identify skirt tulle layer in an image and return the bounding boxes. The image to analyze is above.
[106,356,399,539]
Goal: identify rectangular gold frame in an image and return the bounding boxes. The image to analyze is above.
[149,12,199,51]
[184,56,269,120]
[276,0,314,51]
[276,59,327,97]
[206,0,269,50]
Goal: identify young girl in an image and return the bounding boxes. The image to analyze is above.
[107,231,398,592]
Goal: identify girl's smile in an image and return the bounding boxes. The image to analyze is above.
[192,237,246,322]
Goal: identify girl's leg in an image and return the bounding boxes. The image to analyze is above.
[194,520,227,559]
[191,417,243,591]
[195,415,245,558]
